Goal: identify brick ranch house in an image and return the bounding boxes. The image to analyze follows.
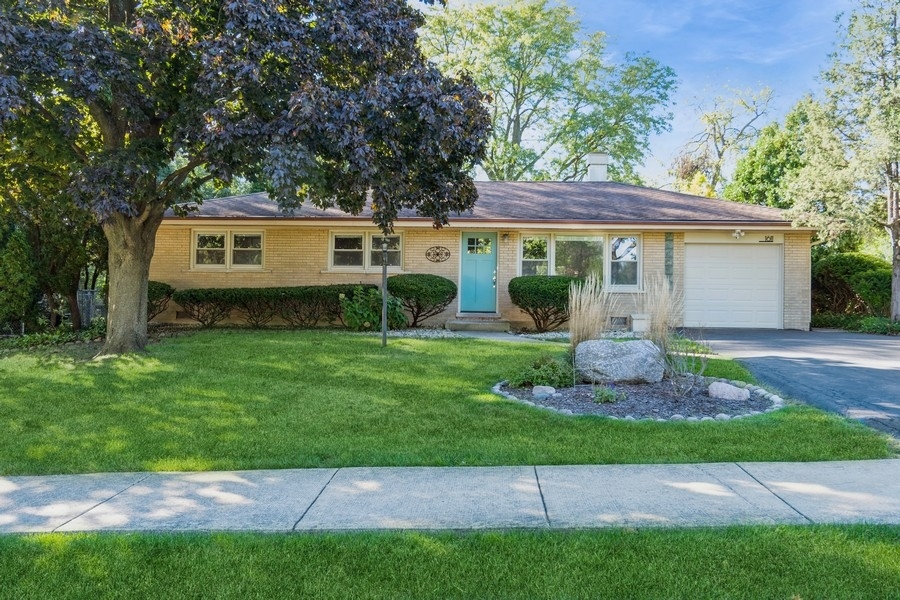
[149,156,813,330]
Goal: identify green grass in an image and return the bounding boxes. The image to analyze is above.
[701,357,756,381]
[0,330,892,475]
[0,527,897,599]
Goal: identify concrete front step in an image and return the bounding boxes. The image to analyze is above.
[446,318,511,332]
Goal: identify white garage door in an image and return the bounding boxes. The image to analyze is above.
[684,244,782,328]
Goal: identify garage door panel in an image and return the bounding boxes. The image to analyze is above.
[684,244,782,328]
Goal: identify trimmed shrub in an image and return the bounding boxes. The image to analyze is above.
[849,269,892,317]
[339,285,407,331]
[508,275,580,332]
[812,252,891,316]
[230,287,280,328]
[278,284,378,327]
[387,274,457,327]
[507,355,574,388]
[147,281,175,321]
[172,288,234,327]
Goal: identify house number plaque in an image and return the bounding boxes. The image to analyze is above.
[425,246,451,263]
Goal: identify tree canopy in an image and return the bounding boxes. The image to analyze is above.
[671,87,773,196]
[785,0,900,320]
[0,99,106,330]
[419,0,676,183]
[0,0,490,353]
[723,102,807,209]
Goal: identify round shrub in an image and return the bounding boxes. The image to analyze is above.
[508,275,580,332]
[387,274,457,327]
[812,252,891,316]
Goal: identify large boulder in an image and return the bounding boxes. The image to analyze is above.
[575,339,664,384]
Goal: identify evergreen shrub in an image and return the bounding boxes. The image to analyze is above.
[387,274,457,327]
[508,275,580,332]
[147,281,175,321]
[812,252,891,316]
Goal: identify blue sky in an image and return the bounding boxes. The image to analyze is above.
[570,0,854,183]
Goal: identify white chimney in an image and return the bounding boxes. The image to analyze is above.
[586,152,608,182]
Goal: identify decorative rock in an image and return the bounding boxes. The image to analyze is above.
[532,385,556,400]
[560,409,573,415]
[687,417,700,422]
[708,382,751,402]
[714,413,731,421]
[670,414,685,421]
[700,416,714,422]
[624,415,636,421]
[575,339,664,384]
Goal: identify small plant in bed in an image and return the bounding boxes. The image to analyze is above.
[593,384,626,404]
[507,354,574,388]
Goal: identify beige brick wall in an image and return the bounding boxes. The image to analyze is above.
[149,225,464,324]
[149,224,807,330]
[783,231,812,330]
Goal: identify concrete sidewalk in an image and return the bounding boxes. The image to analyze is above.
[2,460,898,533]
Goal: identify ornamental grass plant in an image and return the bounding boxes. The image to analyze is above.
[568,273,620,353]
[643,273,706,388]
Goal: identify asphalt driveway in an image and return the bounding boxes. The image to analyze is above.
[697,329,900,439]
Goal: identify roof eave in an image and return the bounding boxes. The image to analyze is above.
[160,215,805,230]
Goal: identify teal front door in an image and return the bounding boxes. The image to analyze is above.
[460,232,498,312]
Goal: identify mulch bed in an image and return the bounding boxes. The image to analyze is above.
[500,377,772,419]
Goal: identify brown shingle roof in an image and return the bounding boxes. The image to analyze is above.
[169,181,790,226]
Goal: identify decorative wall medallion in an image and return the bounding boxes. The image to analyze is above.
[425,246,451,263]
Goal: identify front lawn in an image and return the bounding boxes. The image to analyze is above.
[0,330,892,475]
[1,527,898,599]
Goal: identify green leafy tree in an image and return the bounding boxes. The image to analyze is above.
[0,113,106,330]
[0,0,489,354]
[419,0,676,182]
[672,87,773,195]
[0,227,37,327]
[723,103,808,209]
[787,1,900,320]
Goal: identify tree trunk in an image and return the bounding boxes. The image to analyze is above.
[891,220,900,322]
[100,206,165,355]
[66,290,82,332]
[44,291,58,328]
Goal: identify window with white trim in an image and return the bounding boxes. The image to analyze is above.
[371,235,401,267]
[330,232,402,270]
[521,236,549,275]
[555,235,604,278]
[610,236,639,286]
[192,231,263,270]
[519,234,640,288]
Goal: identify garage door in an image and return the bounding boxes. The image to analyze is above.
[684,244,782,328]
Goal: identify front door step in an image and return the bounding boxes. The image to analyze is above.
[446,318,511,332]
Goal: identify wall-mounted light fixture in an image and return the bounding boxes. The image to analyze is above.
[501,232,510,242]
[732,229,745,239]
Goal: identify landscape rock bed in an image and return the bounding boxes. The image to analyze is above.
[496,376,785,421]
